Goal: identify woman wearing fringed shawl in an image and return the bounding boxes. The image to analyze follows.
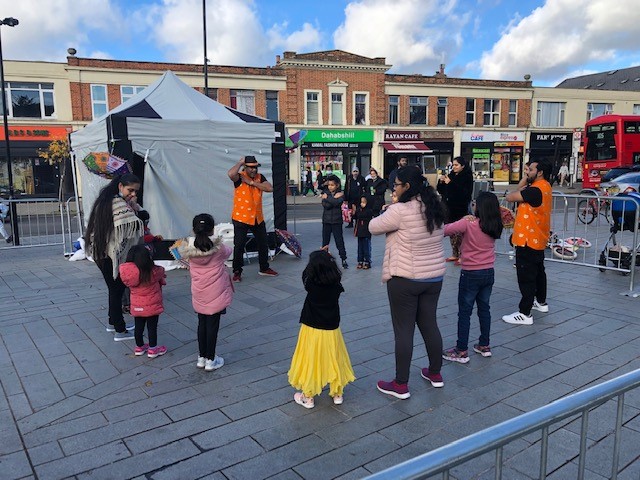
[85,173,145,341]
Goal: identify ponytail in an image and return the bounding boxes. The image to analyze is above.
[192,213,215,252]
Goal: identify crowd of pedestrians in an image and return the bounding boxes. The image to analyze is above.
[85,155,553,407]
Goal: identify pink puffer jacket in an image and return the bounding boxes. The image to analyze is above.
[119,263,166,316]
[369,197,446,282]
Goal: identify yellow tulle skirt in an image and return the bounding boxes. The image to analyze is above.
[288,324,355,398]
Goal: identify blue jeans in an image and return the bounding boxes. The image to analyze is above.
[457,268,494,351]
[357,237,371,263]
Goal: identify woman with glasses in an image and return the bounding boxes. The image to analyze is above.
[369,166,447,399]
[437,156,474,264]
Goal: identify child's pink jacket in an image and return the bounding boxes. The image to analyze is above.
[119,263,166,316]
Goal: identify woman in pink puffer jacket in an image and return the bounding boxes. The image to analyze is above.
[369,166,447,400]
[171,214,234,372]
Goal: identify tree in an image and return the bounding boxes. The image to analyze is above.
[38,139,70,201]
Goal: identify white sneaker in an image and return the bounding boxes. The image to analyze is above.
[333,395,343,405]
[502,311,533,325]
[196,356,206,368]
[204,355,224,371]
[532,300,549,313]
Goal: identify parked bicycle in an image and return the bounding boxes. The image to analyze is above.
[577,192,612,225]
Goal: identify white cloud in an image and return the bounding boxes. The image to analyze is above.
[267,22,323,54]
[479,0,640,81]
[0,0,124,61]
[333,0,470,74]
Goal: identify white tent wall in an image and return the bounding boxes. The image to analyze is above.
[128,119,275,238]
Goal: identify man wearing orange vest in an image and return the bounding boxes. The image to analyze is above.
[502,159,552,326]
[228,156,278,282]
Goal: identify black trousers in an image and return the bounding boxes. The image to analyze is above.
[97,258,126,333]
[515,246,547,315]
[322,223,347,260]
[134,315,159,348]
[232,220,270,273]
[386,276,443,384]
[198,312,221,360]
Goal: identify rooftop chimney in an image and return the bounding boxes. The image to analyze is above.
[276,55,281,63]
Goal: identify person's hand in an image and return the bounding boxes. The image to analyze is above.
[154,235,163,241]
[381,204,390,212]
[321,193,328,199]
[443,175,451,184]
[241,176,254,186]
[335,192,344,199]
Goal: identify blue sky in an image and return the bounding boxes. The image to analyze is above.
[4,0,640,86]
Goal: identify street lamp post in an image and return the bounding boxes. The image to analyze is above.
[0,17,19,245]
[202,0,208,97]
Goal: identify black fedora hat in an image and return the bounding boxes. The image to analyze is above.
[244,156,261,167]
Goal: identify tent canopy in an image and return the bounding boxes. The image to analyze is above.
[70,71,286,239]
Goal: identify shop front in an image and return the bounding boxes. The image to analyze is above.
[380,130,433,177]
[529,131,572,180]
[461,131,525,185]
[300,129,373,187]
[0,125,70,197]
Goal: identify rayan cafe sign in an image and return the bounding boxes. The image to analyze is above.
[461,131,525,143]
[384,130,420,141]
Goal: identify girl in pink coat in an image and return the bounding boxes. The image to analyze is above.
[171,214,234,372]
[119,245,167,358]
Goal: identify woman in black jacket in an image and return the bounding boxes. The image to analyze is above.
[437,156,474,263]
[366,168,388,216]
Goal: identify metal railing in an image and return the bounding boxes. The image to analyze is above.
[0,197,83,255]
[496,191,640,295]
[366,368,640,480]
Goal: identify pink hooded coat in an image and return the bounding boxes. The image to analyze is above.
[119,263,166,316]
[174,236,234,315]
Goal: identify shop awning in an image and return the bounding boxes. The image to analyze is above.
[380,141,432,153]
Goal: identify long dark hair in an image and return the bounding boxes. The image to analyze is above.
[396,166,445,234]
[475,191,503,239]
[85,173,140,263]
[302,249,342,286]
[126,244,154,284]
[192,213,215,252]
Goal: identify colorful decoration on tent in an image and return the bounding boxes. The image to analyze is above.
[275,228,302,258]
[82,152,132,179]
[286,130,308,152]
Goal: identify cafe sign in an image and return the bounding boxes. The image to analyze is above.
[384,130,420,141]
[461,131,525,142]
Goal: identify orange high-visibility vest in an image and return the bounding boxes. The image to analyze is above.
[232,171,264,225]
[512,177,552,250]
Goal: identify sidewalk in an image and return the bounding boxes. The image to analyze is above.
[1,216,639,479]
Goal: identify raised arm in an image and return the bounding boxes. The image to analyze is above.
[227,158,245,182]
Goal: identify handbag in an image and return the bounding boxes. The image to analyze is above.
[341,202,352,224]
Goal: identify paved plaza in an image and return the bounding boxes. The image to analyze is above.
[1,209,640,479]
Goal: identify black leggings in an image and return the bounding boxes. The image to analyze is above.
[134,315,159,348]
[97,258,126,333]
[386,276,443,384]
[198,312,221,360]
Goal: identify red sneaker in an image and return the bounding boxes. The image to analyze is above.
[421,368,444,388]
[376,379,410,399]
[258,268,278,277]
[232,271,242,282]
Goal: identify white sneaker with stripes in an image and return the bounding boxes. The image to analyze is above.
[502,311,533,325]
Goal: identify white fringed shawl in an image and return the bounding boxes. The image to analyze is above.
[107,196,144,279]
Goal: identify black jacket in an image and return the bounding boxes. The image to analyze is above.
[300,280,344,330]
[437,167,473,222]
[354,205,374,237]
[345,174,366,202]
[321,192,344,224]
[366,177,388,212]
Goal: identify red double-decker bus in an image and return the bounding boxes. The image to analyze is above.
[582,114,640,189]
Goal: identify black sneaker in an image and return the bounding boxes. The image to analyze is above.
[6,235,12,243]
[342,260,349,269]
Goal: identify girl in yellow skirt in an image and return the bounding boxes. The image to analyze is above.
[288,249,355,408]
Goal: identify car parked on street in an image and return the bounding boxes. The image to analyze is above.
[600,165,640,184]
[600,171,640,195]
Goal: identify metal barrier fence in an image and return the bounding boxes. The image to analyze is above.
[366,368,640,480]
[0,197,83,256]
[496,191,640,296]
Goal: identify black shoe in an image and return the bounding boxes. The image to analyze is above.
[6,235,12,243]
[345,223,353,228]
[342,260,349,269]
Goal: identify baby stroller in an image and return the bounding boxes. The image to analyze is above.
[598,192,640,273]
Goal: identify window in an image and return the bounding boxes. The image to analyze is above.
[587,103,613,121]
[206,88,218,102]
[331,93,343,125]
[437,98,448,126]
[91,84,108,119]
[483,99,500,126]
[266,90,278,121]
[409,96,427,124]
[388,96,399,124]
[465,98,475,126]
[230,89,255,115]
[306,91,320,125]
[6,82,55,118]
[508,100,517,126]
[120,85,145,104]
[634,104,640,115]
[536,102,565,127]
[355,93,367,125]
